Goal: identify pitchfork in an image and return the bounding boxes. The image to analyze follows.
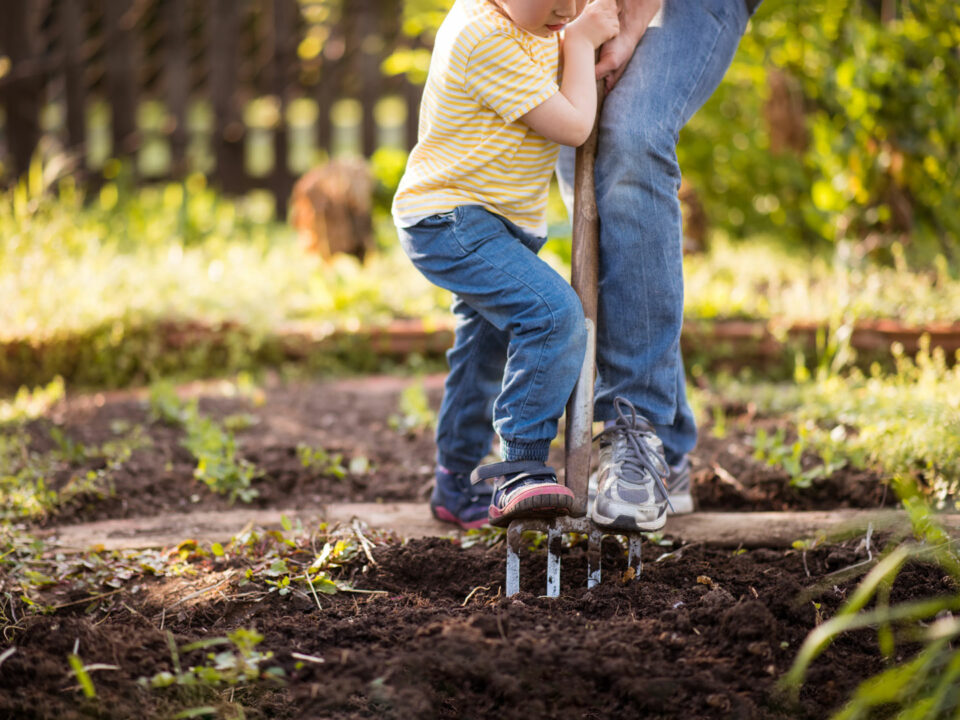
[504,86,646,597]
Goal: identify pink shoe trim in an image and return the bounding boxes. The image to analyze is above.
[490,484,575,519]
[432,505,488,530]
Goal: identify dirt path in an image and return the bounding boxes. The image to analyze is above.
[39,506,960,552]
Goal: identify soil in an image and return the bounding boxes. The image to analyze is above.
[0,373,936,719]
[0,536,951,720]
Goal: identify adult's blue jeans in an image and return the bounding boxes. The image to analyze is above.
[556,0,753,464]
[398,205,587,472]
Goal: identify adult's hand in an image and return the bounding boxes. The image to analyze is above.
[595,0,662,91]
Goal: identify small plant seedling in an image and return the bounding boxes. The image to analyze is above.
[48,427,88,464]
[140,627,285,690]
[182,416,260,503]
[223,413,258,432]
[148,381,195,427]
[296,443,347,479]
[68,653,97,699]
[388,381,437,434]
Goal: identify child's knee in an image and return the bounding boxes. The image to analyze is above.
[553,287,588,357]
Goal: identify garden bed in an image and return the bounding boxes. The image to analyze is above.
[4,316,960,394]
[14,372,895,530]
[1,374,954,719]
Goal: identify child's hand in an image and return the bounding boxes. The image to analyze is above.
[565,0,620,51]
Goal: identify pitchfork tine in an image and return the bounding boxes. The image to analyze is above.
[546,524,562,597]
[506,523,522,596]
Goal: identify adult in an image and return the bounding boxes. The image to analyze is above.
[553,0,759,528]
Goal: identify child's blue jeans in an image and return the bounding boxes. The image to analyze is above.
[397,205,587,472]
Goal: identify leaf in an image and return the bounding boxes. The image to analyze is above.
[172,707,218,719]
[68,654,96,699]
[181,637,230,652]
[281,515,292,532]
[312,575,339,595]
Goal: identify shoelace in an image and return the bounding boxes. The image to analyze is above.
[596,397,674,512]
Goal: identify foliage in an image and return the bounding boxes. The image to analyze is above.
[0,167,448,344]
[140,628,285,690]
[751,425,848,489]
[0,416,149,523]
[183,415,261,504]
[682,236,960,325]
[680,0,960,257]
[4,168,960,394]
[0,377,65,424]
[296,442,347,479]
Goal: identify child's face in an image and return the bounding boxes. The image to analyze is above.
[489,0,587,37]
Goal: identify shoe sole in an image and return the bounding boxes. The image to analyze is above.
[488,486,575,528]
[430,504,489,530]
[591,504,667,532]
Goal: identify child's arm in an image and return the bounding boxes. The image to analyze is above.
[520,0,620,147]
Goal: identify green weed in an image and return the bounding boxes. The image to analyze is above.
[141,628,285,690]
[0,377,65,424]
[783,479,960,719]
[296,443,346,479]
[389,380,437,435]
[182,416,260,504]
[148,380,261,503]
[751,426,848,489]
[0,419,149,522]
[148,380,195,426]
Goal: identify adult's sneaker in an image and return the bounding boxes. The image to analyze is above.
[590,397,673,532]
[471,460,574,527]
[589,455,695,514]
[430,466,492,530]
[665,456,695,514]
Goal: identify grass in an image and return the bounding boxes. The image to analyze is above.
[683,234,960,325]
[783,487,960,720]
[4,174,958,353]
[710,337,960,508]
[1,170,448,344]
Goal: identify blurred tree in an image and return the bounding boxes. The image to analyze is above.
[682,0,960,262]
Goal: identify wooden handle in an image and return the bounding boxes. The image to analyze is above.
[563,80,604,517]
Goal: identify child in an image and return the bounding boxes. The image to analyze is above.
[392,0,620,529]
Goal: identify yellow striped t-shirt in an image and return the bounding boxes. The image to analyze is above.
[392,0,560,237]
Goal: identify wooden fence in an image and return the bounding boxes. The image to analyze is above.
[0,0,423,212]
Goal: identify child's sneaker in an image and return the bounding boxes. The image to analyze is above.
[430,466,493,530]
[471,460,574,527]
[590,397,673,532]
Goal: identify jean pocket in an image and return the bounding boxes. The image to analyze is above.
[450,205,506,255]
[416,210,457,227]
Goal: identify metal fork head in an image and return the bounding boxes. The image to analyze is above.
[505,516,643,597]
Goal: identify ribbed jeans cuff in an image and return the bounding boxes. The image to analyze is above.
[500,438,552,463]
